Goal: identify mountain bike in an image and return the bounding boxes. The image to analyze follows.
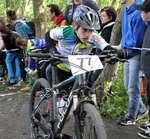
[29,50,125,139]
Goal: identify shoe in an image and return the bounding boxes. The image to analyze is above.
[139,123,150,131]
[136,110,148,121]
[20,85,30,92]
[10,78,15,84]
[13,81,21,87]
[117,118,136,126]
[0,77,4,82]
[138,129,150,138]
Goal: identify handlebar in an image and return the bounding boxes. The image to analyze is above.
[29,50,127,63]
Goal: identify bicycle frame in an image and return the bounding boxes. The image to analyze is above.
[32,65,97,138]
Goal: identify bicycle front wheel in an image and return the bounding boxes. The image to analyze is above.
[29,78,52,139]
[76,103,107,139]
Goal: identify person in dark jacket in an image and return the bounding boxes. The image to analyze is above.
[135,0,150,138]
[65,0,101,25]
[91,6,117,83]
[99,6,117,43]
[0,17,7,81]
[0,25,21,85]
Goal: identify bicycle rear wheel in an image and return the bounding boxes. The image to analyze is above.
[29,78,52,139]
[76,103,107,139]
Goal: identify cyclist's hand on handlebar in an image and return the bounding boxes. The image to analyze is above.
[116,49,131,59]
[104,45,131,59]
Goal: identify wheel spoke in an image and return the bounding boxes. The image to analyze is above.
[29,78,52,139]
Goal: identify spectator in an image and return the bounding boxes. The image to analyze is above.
[45,4,66,85]
[117,0,147,126]
[91,6,117,83]
[0,17,7,81]
[65,0,101,25]
[16,36,47,91]
[6,10,35,40]
[0,25,21,86]
[135,0,150,138]
[99,6,117,43]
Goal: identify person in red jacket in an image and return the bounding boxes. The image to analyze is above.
[45,4,66,85]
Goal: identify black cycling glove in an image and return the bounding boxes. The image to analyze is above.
[104,45,131,59]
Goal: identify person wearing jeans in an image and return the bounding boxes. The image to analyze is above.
[117,0,147,126]
[124,55,146,120]
[6,52,21,83]
[0,25,21,85]
[134,0,150,138]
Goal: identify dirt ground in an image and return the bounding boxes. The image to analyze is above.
[0,82,144,139]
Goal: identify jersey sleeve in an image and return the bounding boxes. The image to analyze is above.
[88,32,109,50]
[27,40,34,52]
[50,26,74,41]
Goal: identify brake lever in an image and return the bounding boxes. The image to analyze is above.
[104,56,128,63]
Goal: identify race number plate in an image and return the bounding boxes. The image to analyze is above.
[68,55,103,76]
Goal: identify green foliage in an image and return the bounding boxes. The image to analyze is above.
[98,63,128,119]
[0,0,5,15]
[98,63,147,119]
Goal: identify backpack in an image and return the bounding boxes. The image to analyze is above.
[26,20,36,37]
[14,19,36,39]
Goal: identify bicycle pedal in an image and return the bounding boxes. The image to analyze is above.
[42,112,50,118]
[34,111,41,121]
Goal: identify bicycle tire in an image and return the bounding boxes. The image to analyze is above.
[76,103,107,139]
[29,78,53,139]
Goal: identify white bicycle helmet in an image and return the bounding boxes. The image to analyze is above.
[73,5,100,30]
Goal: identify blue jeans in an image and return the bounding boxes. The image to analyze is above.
[124,55,145,120]
[6,52,21,79]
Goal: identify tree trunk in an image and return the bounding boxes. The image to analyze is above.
[32,0,47,38]
[93,6,123,100]
[111,0,117,7]
[22,0,29,17]
[6,0,12,9]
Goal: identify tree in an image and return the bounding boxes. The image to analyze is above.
[32,0,47,38]
[93,5,123,100]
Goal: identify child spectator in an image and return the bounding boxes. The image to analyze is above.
[16,36,47,91]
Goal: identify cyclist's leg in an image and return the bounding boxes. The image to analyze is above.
[45,63,52,85]
[56,67,74,93]
[56,67,74,122]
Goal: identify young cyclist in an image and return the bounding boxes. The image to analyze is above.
[50,3,130,131]
[50,5,129,75]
